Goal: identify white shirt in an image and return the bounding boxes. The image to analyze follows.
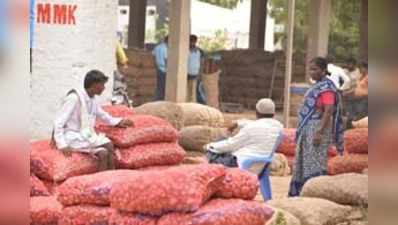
[327,64,351,91]
[208,118,284,160]
[53,90,122,149]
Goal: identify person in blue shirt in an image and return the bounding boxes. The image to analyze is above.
[187,35,202,102]
[29,0,36,73]
[152,36,168,100]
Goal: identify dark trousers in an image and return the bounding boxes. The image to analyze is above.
[155,69,166,101]
[345,97,368,127]
[206,151,238,167]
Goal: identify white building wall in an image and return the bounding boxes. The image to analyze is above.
[31,0,118,139]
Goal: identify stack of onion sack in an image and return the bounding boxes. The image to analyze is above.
[328,128,368,175]
[56,164,272,225]
[110,164,273,225]
[30,140,100,183]
[96,114,186,169]
[30,196,63,225]
[30,174,50,197]
[56,170,144,225]
[101,104,135,117]
[277,128,338,171]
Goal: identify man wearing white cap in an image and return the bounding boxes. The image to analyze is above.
[205,98,283,173]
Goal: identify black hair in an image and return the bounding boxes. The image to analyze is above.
[347,57,357,65]
[190,35,198,42]
[84,70,108,89]
[311,57,328,71]
[256,112,274,119]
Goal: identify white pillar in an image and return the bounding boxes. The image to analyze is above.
[283,0,296,128]
[249,0,268,49]
[31,0,118,139]
[306,0,331,80]
[128,0,147,49]
[165,0,191,102]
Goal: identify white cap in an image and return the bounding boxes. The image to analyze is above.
[256,98,275,115]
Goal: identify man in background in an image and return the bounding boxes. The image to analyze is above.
[344,62,368,127]
[152,36,168,100]
[187,35,202,102]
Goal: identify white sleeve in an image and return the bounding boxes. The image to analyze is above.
[96,105,122,126]
[237,119,253,129]
[53,94,78,149]
[208,128,250,153]
[340,72,352,90]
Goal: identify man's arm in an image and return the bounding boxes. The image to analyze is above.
[227,119,253,133]
[96,105,123,126]
[53,94,79,149]
[208,128,249,153]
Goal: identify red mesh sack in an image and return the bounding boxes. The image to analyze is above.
[109,211,158,225]
[110,164,226,215]
[57,170,138,206]
[215,168,259,200]
[42,180,62,195]
[157,199,274,225]
[30,196,63,225]
[59,206,113,225]
[115,143,186,169]
[30,140,99,182]
[345,128,368,154]
[277,128,296,156]
[96,115,178,148]
[328,154,368,175]
[30,174,50,196]
[277,129,338,157]
[102,105,134,117]
[287,155,295,171]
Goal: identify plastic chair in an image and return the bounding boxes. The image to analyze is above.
[237,131,284,201]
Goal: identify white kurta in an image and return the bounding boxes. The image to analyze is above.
[207,118,284,174]
[327,64,351,91]
[53,89,122,153]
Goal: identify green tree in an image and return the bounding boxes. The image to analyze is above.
[198,0,243,9]
[269,0,361,62]
[198,30,230,53]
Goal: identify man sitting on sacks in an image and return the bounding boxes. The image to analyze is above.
[205,98,283,174]
[51,70,134,171]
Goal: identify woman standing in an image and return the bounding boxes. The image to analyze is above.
[288,57,344,197]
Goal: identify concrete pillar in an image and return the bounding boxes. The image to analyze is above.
[249,0,268,49]
[360,0,368,62]
[306,0,331,80]
[128,0,147,49]
[165,0,190,102]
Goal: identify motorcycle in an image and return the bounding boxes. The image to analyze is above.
[111,70,133,108]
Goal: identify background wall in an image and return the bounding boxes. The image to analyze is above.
[31,0,118,139]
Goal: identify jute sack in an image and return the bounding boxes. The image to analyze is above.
[179,126,228,152]
[135,101,184,130]
[268,197,352,225]
[202,70,221,108]
[301,173,368,206]
[270,153,291,176]
[266,207,301,225]
[178,103,224,128]
[352,117,368,129]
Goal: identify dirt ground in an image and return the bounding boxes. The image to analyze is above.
[255,176,292,202]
